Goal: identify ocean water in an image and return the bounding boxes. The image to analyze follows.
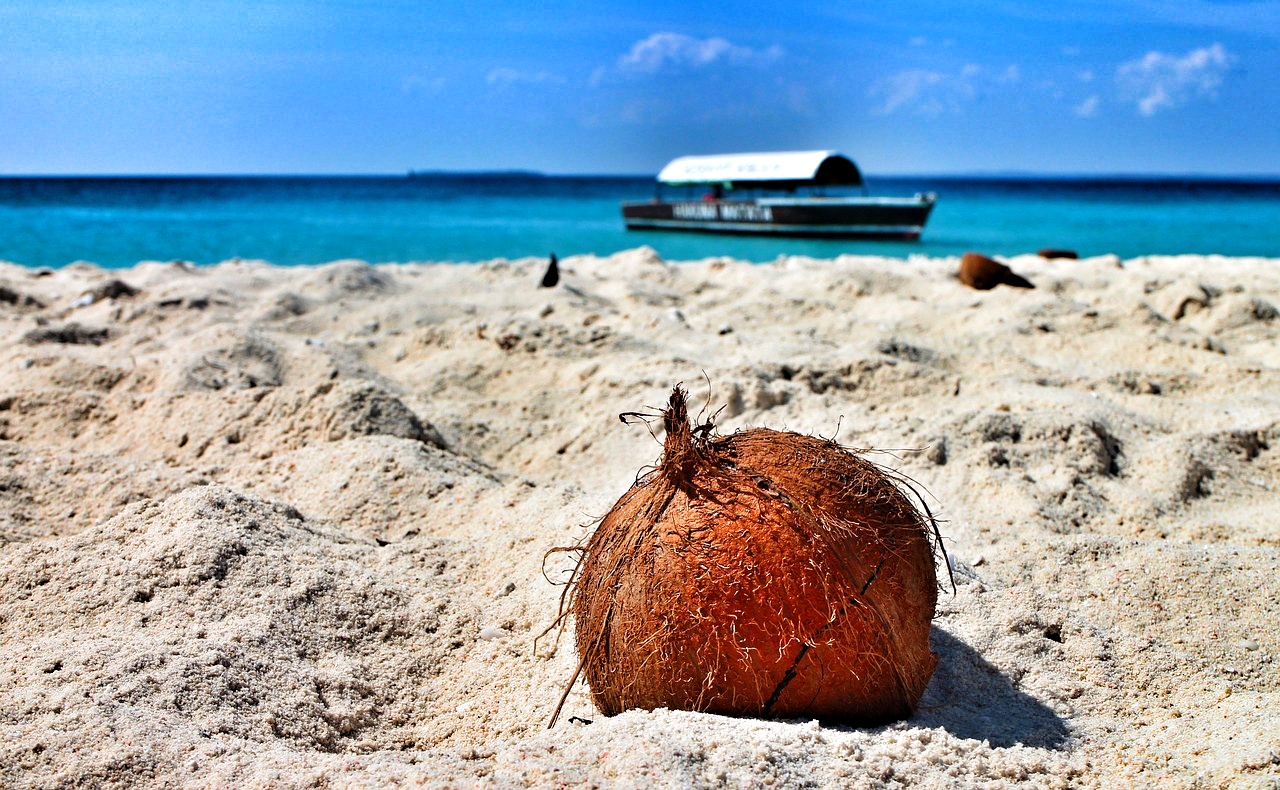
[1,174,1279,269]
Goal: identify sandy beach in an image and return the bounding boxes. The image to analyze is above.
[1,249,1277,787]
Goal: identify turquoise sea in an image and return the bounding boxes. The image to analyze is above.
[1,174,1279,269]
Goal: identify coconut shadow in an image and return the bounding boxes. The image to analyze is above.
[904,626,1070,749]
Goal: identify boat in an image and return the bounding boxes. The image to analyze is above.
[621,150,936,239]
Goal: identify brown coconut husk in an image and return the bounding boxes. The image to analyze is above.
[1037,248,1079,260]
[546,386,944,726]
[959,251,1035,290]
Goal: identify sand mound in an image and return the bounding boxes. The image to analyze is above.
[0,485,472,785]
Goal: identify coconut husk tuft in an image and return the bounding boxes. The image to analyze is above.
[548,385,943,727]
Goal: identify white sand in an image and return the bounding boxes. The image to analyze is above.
[1,250,1277,787]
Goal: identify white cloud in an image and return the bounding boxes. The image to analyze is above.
[869,63,1018,115]
[871,70,950,116]
[616,33,782,75]
[585,34,794,126]
[1075,95,1100,117]
[1116,43,1231,115]
[486,67,564,87]
[401,74,447,95]
[781,79,815,116]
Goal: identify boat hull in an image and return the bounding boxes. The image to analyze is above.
[621,196,935,240]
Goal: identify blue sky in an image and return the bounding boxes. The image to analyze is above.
[3,1,1278,175]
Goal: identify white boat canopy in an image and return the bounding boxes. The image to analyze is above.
[655,150,864,187]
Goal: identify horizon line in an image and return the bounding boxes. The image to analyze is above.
[4,169,1280,181]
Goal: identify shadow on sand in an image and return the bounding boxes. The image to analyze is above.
[906,626,1070,749]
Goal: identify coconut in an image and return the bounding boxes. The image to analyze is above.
[958,252,1035,290]
[550,386,942,725]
